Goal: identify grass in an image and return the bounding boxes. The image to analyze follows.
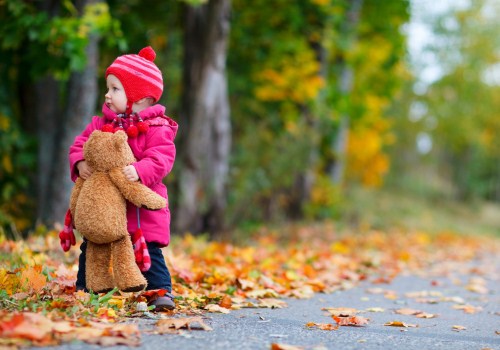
[342,185,500,237]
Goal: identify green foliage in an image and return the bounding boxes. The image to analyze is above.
[228,0,410,223]
[227,121,315,225]
[85,288,119,313]
[304,174,344,219]
[0,1,123,235]
[412,0,500,200]
[0,1,122,79]
[0,108,36,237]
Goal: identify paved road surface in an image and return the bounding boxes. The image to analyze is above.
[33,260,499,350]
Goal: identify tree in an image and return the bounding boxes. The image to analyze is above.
[175,0,232,235]
[0,0,120,233]
[226,0,410,223]
[416,0,500,200]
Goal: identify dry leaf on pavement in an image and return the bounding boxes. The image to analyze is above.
[332,315,369,327]
[384,321,418,328]
[156,317,213,332]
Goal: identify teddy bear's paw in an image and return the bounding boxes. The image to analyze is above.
[93,287,116,294]
[121,283,147,293]
[140,196,167,211]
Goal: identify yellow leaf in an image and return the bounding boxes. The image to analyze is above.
[108,296,125,309]
[2,155,13,174]
[384,321,418,328]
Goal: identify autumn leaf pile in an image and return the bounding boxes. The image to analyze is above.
[0,224,498,347]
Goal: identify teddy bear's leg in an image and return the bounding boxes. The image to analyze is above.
[111,236,147,292]
[86,241,115,293]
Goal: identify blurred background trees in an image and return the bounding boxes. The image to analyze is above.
[1,0,499,238]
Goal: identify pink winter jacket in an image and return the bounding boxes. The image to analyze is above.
[69,103,178,247]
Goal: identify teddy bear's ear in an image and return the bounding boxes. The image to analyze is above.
[113,130,128,151]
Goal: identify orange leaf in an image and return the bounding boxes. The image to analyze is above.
[453,304,482,314]
[0,312,25,334]
[20,265,47,292]
[332,316,369,327]
[306,322,339,331]
[219,295,232,309]
[140,289,167,302]
[271,343,304,350]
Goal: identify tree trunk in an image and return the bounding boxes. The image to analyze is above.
[42,1,100,225]
[176,0,231,236]
[329,0,363,184]
[35,76,61,221]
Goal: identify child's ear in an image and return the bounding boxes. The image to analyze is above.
[135,97,154,106]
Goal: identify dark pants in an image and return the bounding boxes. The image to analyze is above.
[76,240,172,292]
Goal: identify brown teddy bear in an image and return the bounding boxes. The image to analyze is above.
[69,130,166,293]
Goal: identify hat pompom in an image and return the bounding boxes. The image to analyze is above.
[127,125,139,138]
[137,121,149,133]
[101,124,114,133]
[138,46,156,62]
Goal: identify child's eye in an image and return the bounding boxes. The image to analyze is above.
[113,87,119,91]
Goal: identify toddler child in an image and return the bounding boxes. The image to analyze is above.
[69,46,177,311]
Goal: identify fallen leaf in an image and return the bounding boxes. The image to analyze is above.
[384,321,418,328]
[85,324,141,347]
[156,317,212,332]
[246,289,280,299]
[332,316,369,327]
[20,266,46,293]
[258,298,288,309]
[288,286,315,299]
[219,295,232,309]
[415,312,437,319]
[205,304,230,314]
[237,278,256,290]
[271,343,304,350]
[452,325,466,331]
[395,308,422,315]
[365,307,385,312]
[0,312,53,342]
[453,304,483,314]
[466,277,488,294]
[322,307,358,317]
[306,322,339,330]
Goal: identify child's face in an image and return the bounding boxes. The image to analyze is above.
[105,74,128,113]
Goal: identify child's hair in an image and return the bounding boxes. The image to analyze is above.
[106,46,163,109]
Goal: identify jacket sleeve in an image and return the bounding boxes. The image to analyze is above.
[133,125,176,187]
[69,117,103,182]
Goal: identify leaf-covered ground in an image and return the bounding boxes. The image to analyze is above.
[0,224,498,348]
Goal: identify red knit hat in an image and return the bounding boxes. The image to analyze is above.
[105,46,163,104]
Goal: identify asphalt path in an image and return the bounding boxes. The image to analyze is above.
[33,257,499,350]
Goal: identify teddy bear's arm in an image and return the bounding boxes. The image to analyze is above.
[69,177,84,216]
[109,168,166,210]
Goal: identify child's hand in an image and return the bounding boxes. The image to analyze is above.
[123,165,139,182]
[77,161,93,179]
